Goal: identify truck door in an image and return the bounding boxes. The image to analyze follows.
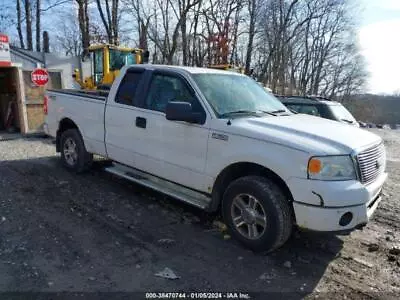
[137,71,210,192]
[105,69,211,193]
[104,68,147,166]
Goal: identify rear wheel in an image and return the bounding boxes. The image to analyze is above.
[60,129,93,173]
[222,176,293,252]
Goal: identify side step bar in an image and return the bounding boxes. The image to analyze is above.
[104,163,211,210]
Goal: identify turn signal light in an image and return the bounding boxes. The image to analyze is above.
[308,158,322,174]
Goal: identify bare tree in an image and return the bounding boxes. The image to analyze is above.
[24,0,33,50]
[55,14,82,56]
[75,0,90,56]
[95,0,120,45]
[244,0,259,74]
[36,0,41,51]
[21,0,366,98]
[146,0,200,64]
[203,0,242,65]
[16,0,26,48]
[123,0,152,49]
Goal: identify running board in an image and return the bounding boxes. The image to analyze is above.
[104,163,211,210]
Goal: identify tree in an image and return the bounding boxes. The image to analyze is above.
[36,0,41,51]
[9,0,366,98]
[16,0,25,48]
[145,0,201,64]
[245,0,259,74]
[203,0,242,65]
[123,0,152,49]
[95,0,120,45]
[75,0,90,57]
[24,0,33,50]
[55,14,82,56]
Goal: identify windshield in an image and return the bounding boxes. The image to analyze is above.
[192,74,288,117]
[109,49,136,71]
[329,104,357,123]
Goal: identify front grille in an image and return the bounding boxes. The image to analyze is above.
[356,143,386,184]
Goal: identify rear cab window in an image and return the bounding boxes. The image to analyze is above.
[115,71,145,106]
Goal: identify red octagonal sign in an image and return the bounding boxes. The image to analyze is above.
[31,68,49,86]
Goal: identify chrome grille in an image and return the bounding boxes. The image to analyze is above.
[356,143,386,184]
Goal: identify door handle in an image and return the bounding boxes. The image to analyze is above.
[136,117,147,128]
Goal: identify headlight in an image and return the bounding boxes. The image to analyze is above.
[308,155,356,180]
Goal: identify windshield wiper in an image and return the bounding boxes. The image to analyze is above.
[258,109,289,116]
[341,118,354,124]
[219,109,287,119]
[269,109,287,114]
[219,110,263,118]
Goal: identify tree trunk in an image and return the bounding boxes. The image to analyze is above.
[181,15,188,65]
[43,31,49,53]
[111,0,119,45]
[76,0,90,57]
[96,0,112,43]
[96,0,119,45]
[245,0,257,74]
[24,0,33,50]
[36,0,41,52]
[16,0,25,49]
[179,0,188,65]
[139,18,150,50]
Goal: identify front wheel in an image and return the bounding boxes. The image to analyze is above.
[60,129,93,173]
[222,176,293,252]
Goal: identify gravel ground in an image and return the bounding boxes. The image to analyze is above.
[0,130,399,299]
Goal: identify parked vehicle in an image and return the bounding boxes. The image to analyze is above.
[44,65,387,252]
[276,95,359,127]
[73,44,149,90]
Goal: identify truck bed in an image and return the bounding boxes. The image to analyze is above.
[46,88,107,156]
[47,89,108,101]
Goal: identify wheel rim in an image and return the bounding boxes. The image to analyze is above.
[231,193,267,240]
[63,137,78,166]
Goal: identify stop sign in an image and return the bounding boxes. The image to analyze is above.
[31,68,49,86]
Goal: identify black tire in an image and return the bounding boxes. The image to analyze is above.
[222,176,293,252]
[60,129,93,173]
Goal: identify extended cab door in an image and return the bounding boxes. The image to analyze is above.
[105,68,211,193]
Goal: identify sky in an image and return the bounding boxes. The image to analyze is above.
[1,0,399,95]
[359,0,400,94]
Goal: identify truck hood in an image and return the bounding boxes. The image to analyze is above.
[220,114,382,155]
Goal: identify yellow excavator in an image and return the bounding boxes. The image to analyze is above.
[208,64,244,74]
[73,44,149,90]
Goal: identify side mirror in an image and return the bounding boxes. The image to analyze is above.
[165,102,204,124]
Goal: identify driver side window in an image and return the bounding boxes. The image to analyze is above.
[145,74,201,113]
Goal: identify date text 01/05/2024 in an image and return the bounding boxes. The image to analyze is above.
[145,292,251,299]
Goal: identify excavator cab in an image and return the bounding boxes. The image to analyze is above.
[74,44,149,90]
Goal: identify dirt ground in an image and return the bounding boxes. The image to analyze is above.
[0,129,399,299]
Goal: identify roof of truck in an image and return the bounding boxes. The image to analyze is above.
[127,64,244,75]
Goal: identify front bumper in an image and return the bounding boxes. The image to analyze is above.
[289,172,388,232]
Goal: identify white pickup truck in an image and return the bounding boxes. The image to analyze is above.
[44,65,388,252]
